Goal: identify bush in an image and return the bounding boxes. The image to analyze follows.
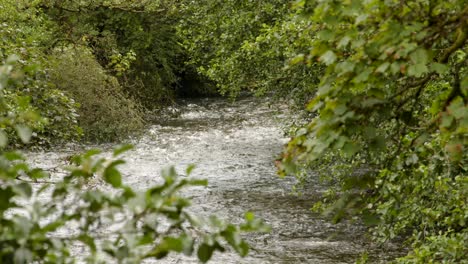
[0,1,81,146]
[39,2,186,109]
[50,46,144,142]
[0,59,269,263]
[278,0,467,262]
[398,233,467,263]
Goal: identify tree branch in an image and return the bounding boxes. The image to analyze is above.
[439,9,468,63]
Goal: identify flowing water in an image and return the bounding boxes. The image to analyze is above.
[29,97,402,263]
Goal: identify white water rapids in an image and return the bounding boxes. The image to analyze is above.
[28,97,401,263]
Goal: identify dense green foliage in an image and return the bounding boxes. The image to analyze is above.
[276,1,466,262]
[50,46,144,141]
[0,1,81,145]
[1,0,467,262]
[1,1,270,262]
[37,0,185,108]
[178,0,468,262]
[0,0,201,143]
[0,58,268,263]
[177,0,321,104]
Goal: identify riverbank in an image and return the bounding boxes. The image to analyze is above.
[28,97,404,263]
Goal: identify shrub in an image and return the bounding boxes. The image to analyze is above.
[0,59,269,263]
[0,1,81,146]
[278,0,467,262]
[50,46,144,142]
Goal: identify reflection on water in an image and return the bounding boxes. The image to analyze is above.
[29,97,402,263]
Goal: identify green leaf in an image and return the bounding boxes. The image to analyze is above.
[355,14,368,24]
[14,248,33,264]
[3,151,23,161]
[116,246,129,260]
[104,167,122,188]
[0,130,8,148]
[323,14,339,25]
[337,36,351,48]
[15,125,32,143]
[42,220,65,232]
[361,98,383,107]
[430,63,448,75]
[369,135,386,151]
[410,48,428,64]
[334,103,347,115]
[342,142,360,157]
[14,183,32,198]
[113,144,134,157]
[319,50,337,65]
[29,168,48,179]
[78,234,97,253]
[447,99,466,119]
[188,179,208,186]
[318,29,335,41]
[83,149,102,159]
[362,211,380,226]
[353,68,373,83]
[441,114,454,128]
[237,241,249,257]
[221,225,240,248]
[408,63,428,77]
[318,82,333,95]
[197,243,215,263]
[0,187,15,213]
[290,54,305,65]
[337,61,356,75]
[376,62,390,73]
[186,164,196,175]
[462,76,468,95]
[122,186,136,200]
[245,211,255,222]
[147,235,194,258]
[363,126,376,139]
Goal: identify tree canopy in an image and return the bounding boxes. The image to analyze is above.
[278,1,467,262]
[179,0,467,262]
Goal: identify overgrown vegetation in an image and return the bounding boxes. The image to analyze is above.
[37,1,184,108]
[50,46,144,142]
[0,1,81,146]
[1,0,466,262]
[277,1,466,262]
[1,1,269,263]
[177,0,467,262]
[0,0,197,143]
[0,54,268,263]
[177,0,321,105]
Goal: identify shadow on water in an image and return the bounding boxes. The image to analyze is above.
[30,97,404,263]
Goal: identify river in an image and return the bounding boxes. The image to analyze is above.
[29,97,401,263]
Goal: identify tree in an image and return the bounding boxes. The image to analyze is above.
[277,0,467,262]
[177,0,321,103]
[0,58,268,263]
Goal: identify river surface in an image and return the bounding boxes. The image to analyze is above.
[29,97,401,263]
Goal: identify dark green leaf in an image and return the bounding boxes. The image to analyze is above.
[197,243,215,263]
[104,167,122,188]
